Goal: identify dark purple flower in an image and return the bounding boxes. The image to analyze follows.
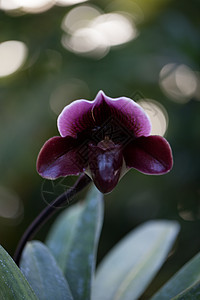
[37,91,173,193]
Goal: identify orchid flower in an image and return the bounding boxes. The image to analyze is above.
[37,91,173,193]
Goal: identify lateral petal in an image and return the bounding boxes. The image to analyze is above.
[123,135,173,174]
[37,136,86,179]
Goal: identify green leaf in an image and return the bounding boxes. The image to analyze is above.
[20,241,73,300]
[92,220,180,300]
[45,200,85,268]
[172,280,200,300]
[151,252,200,300]
[46,185,104,300]
[0,245,38,300]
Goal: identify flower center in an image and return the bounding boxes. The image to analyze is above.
[88,138,123,194]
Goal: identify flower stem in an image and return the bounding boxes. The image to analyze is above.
[14,174,91,266]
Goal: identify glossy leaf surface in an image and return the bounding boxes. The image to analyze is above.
[20,241,73,300]
[92,220,179,300]
[0,245,38,300]
[46,186,104,300]
[151,251,200,300]
[172,280,200,300]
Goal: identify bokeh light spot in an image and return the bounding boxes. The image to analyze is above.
[18,0,55,13]
[61,5,137,58]
[0,0,20,10]
[91,13,137,47]
[159,63,198,103]
[106,0,144,24]
[178,197,200,221]
[0,40,28,77]
[0,0,55,13]
[175,65,197,97]
[61,28,109,58]
[138,99,168,136]
[61,5,102,34]
[0,186,23,222]
[56,0,87,7]
[194,72,200,101]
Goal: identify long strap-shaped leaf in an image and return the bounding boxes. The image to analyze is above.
[20,241,73,300]
[172,280,200,300]
[0,245,38,300]
[92,220,179,300]
[46,186,104,300]
[151,251,200,300]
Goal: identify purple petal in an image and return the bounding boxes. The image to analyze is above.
[37,136,85,179]
[58,99,95,138]
[123,135,173,174]
[88,142,123,194]
[57,90,151,139]
[92,91,151,138]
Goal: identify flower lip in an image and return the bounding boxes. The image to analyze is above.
[88,140,123,193]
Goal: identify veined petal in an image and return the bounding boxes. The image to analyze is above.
[37,136,85,179]
[58,99,95,138]
[92,91,151,138]
[57,91,151,139]
[123,135,173,174]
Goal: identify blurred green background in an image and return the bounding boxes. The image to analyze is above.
[0,0,200,297]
